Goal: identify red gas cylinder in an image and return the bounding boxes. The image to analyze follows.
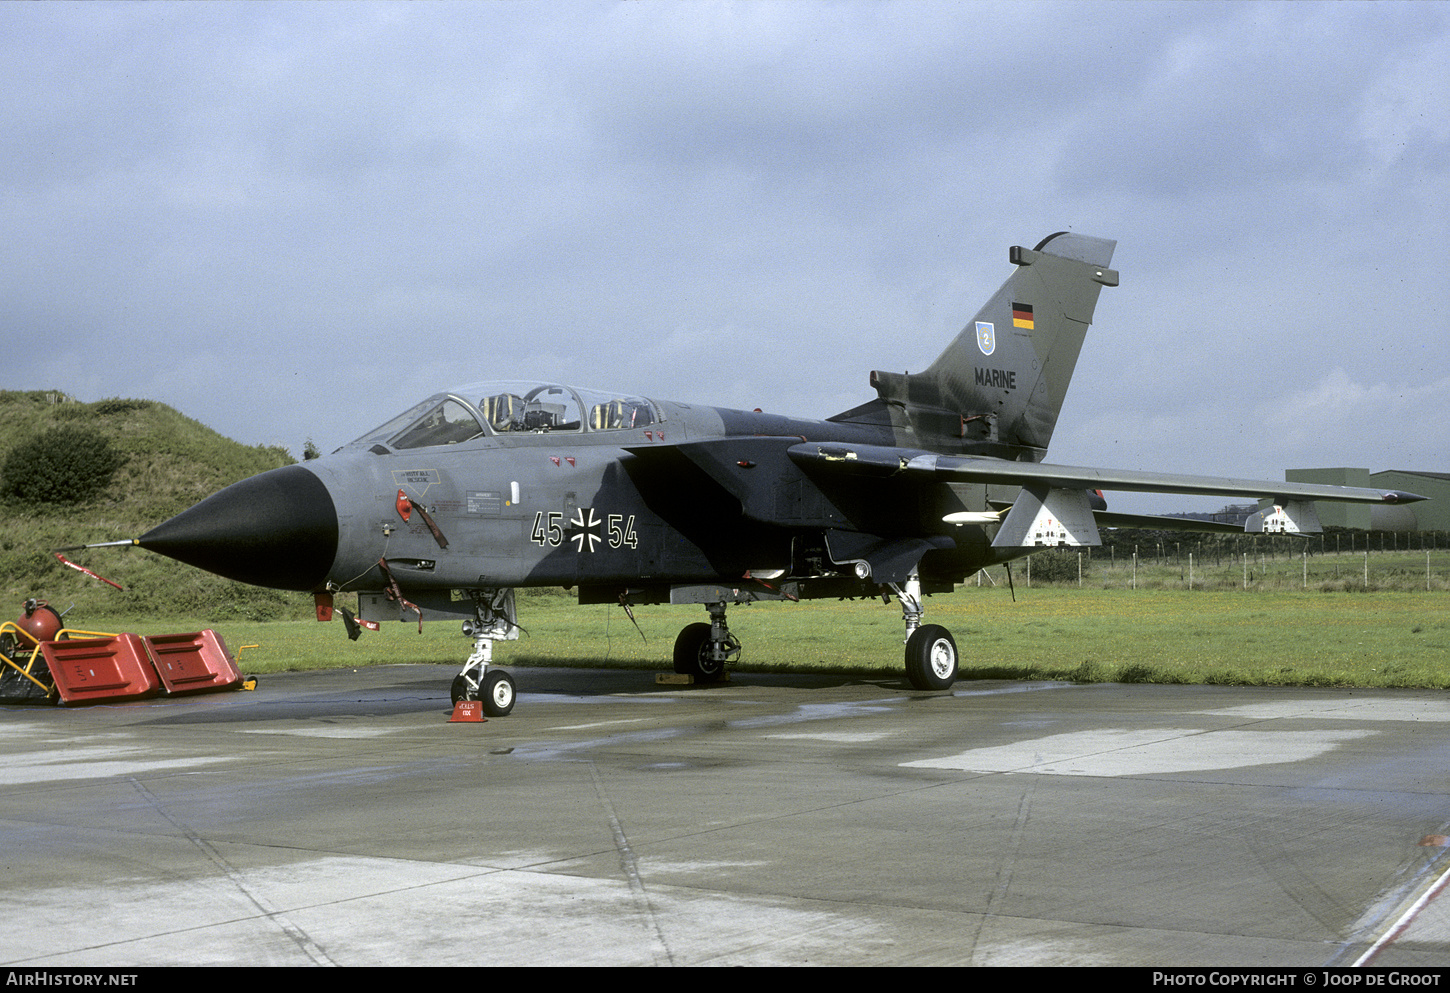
[15,599,64,644]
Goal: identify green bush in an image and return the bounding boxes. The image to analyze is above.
[1,426,127,504]
[92,398,154,416]
[1028,549,1088,583]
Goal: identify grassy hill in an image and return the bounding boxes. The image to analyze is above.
[0,390,311,624]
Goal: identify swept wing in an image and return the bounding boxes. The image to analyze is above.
[785,442,1424,506]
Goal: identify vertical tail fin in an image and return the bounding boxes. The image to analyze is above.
[865,232,1117,459]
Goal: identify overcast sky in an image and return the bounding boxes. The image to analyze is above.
[4,1,1446,513]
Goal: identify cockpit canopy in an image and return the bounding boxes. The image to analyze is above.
[349,381,660,451]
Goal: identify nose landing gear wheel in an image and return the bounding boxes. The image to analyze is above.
[480,669,516,716]
[451,666,516,716]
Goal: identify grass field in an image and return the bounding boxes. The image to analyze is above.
[66,579,1450,691]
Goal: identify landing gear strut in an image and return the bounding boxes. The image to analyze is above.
[673,601,738,683]
[889,571,958,691]
[450,589,518,716]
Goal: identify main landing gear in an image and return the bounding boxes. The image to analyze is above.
[904,625,959,691]
[450,590,518,716]
[891,571,959,692]
[672,601,738,683]
[666,570,959,691]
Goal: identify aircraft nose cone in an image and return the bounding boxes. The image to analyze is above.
[139,464,339,591]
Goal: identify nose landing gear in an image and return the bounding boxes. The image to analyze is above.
[452,664,516,717]
[450,589,519,716]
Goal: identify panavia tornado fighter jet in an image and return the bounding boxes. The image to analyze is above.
[120,233,1426,715]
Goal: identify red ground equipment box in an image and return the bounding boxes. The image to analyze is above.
[43,633,162,706]
[1,598,249,706]
[142,629,243,695]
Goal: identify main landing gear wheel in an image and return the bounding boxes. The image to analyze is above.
[673,622,726,683]
[451,666,517,716]
[905,624,958,691]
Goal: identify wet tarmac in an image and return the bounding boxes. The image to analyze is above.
[3,665,1449,966]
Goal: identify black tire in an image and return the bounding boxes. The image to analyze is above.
[450,672,474,705]
[451,664,485,705]
[481,669,516,717]
[673,622,724,682]
[905,624,958,691]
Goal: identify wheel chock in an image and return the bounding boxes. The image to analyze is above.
[449,700,487,723]
[654,672,731,685]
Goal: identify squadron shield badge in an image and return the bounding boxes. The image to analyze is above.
[975,321,995,356]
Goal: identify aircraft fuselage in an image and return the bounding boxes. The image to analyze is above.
[308,392,1004,610]
[137,381,1013,622]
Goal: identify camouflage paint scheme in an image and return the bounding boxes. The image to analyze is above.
[132,234,1425,707]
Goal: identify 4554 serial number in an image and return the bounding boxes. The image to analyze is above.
[530,509,638,553]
